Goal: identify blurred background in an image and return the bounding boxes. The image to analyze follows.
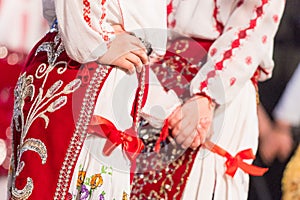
[0,0,48,197]
[249,0,300,199]
[0,0,299,199]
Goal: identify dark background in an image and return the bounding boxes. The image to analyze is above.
[249,0,300,199]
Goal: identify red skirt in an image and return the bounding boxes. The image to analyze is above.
[7,28,111,199]
[131,38,214,200]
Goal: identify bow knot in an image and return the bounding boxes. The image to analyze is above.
[205,141,268,177]
[154,121,269,178]
[224,149,261,177]
[88,116,144,162]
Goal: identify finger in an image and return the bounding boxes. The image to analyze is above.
[191,135,201,150]
[180,116,194,131]
[199,117,210,129]
[113,58,136,74]
[131,49,149,65]
[181,129,197,149]
[175,123,196,148]
[260,144,276,165]
[167,135,177,146]
[196,124,207,144]
[171,120,182,138]
[169,106,181,120]
[125,53,143,72]
[278,141,293,162]
[169,107,182,128]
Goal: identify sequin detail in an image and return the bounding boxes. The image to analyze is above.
[54,65,111,199]
[10,31,81,199]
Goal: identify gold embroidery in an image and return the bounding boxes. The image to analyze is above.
[174,39,189,54]
[131,149,195,199]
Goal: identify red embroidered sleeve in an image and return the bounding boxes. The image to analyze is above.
[82,0,114,42]
[200,0,269,91]
[55,0,116,63]
[190,0,285,104]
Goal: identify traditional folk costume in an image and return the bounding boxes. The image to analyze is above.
[7,0,183,199]
[131,0,285,199]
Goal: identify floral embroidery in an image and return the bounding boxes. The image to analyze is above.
[35,33,65,66]
[54,65,111,199]
[10,33,82,199]
[99,191,106,200]
[122,192,129,200]
[90,174,103,189]
[80,185,90,200]
[77,171,87,187]
[71,165,113,200]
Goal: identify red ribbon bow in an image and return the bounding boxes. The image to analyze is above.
[154,121,268,177]
[88,115,144,162]
[204,141,268,177]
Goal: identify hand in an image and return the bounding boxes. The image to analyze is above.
[168,95,215,149]
[97,32,149,74]
[259,121,294,164]
[190,118,211,149]
[148,53,164,65]
[112,24,125,34]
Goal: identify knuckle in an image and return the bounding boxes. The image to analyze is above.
[136,58,142,65]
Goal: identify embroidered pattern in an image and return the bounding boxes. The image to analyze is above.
[98,0,114,42]
[131,148,195,199]
[213,0,224,33]
[122,191,129,200]
[11,32,81,199]
[82,0,114,42]
[167,0,176,28]
[54,65,111,199]
[69,165,112,199]
[262,35,268,44]
[83,0,91,26]
[200,0,269,91]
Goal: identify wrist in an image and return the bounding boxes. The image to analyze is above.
[192,92,217,109]
[275,120,292,135]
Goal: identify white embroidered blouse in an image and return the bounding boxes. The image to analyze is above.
[42,0,167,63]
[42,0,179,131]
[43,0,285,106]
[168,0,285,104]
